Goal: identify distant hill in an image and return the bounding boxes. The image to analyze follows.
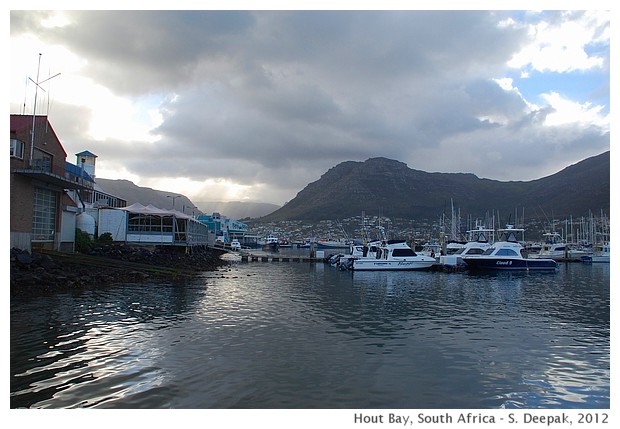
[95,179,202,216]
[193,201,281,220]
[94,179,280,219]
[261,151,610,222]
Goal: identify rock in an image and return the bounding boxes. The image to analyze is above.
[10,245,228,297]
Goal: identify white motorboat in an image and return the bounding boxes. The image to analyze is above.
[333,240,382,270]
[230,239,241,251]
[463,225,558,271]
[352,240,436,271]
[530,232,590,260]
[418,241,441,259]
[260,233,280,252]
[440,226,494,268]
[582,242,610,263]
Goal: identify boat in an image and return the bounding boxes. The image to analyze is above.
[462,225,558,271]
[316,238,351,250]
[352,240,436,271]
[439,225,494,268]
[581,242,610,263]
[214,234,225,248]
[445,241,465,255]
[333,240,382,270]
[418,241,441,259]
[261,233,280,252]
[530,232,590,261]
[230,239,241,251]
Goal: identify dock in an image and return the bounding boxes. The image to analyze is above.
[240,254,326,263]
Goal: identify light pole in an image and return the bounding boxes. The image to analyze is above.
[167,194,182,210]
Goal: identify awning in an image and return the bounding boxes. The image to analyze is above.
[13,169,92,190]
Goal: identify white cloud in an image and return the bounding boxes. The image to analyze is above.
[507,11,608,73]
[542,92,609,130]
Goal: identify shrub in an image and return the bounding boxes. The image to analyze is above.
[97,232,114,244]
[75,228,93,253]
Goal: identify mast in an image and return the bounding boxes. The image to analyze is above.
[27,53,61,168]
[28,53,42,167]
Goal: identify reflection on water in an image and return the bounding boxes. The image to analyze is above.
[10,261,609,409]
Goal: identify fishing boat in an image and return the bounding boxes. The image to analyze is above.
[581,242,610,263]
[530,232,590,260]
[352,240,436,271]
[440,225,494,268]
[332,240,382,270]
[260,233,280,252]
[462,225,558,271]
[418,241,441,259]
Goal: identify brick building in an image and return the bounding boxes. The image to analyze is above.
[10,114,92,252]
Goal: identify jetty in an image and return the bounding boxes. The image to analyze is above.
[221,246,329,263]
[240,253,326,263]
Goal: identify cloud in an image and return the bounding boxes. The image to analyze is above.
[10,10,610,206]
[507,11,609,73]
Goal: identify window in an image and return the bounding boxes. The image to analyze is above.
[392,248,416,257]
[496,248,520,257]
[32,187,57,241]
[127,214,173,233]
[10,138,25,159]
[32,148,52,172]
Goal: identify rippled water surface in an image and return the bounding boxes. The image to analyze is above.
[10,259,609,409]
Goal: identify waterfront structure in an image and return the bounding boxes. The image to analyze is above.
[97,203,210,246]
[196,212,249,245]
[10,115,91,251]
[10,114,128,252]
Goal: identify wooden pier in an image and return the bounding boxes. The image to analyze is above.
[240,253,326,263]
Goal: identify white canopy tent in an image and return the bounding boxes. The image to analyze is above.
[99,203,211,246]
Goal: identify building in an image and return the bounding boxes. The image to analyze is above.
[195,212,250,246]
[10,114,126,252]
[10,115,90,252]
[98,203,211,247]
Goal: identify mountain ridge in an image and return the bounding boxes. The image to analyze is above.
[96,151,609,222]
[95,178,281,219]
[261,151,610,222]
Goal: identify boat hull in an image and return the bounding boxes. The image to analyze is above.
[262,243,279,252]
[353,259,435,271]
[316,243,350,250]
[463,257,558,271]
[582,255,610,263]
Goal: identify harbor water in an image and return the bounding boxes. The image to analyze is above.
[10,254,609,410]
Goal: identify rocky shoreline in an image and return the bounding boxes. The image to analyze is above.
[10,245,230,297]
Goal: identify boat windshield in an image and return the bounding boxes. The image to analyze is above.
[496,249,520,256]
[464,248,485,255]
[392,248,416,257]
[482,247,495,256]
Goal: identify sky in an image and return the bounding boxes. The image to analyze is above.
[8,4,612,207]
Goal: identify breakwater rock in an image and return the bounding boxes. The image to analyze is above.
[10,245,228,296]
